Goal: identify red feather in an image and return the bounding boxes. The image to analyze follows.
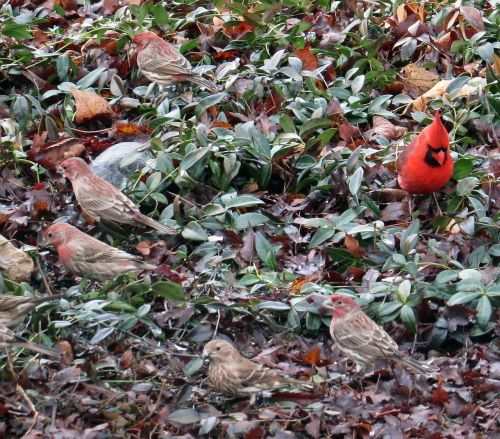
[397,113,453,194]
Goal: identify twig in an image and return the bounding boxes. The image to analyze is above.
[17,383,39,438]
[34,256,55,296]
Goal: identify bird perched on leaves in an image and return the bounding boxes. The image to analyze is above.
[397,112,453,195]
[307,294,436,376]
[0,325,61,357]
[43,223,156,282]
[202,339,302,398]
[0,293,65,329]
[131,31,218,92]
[58,157,177,235]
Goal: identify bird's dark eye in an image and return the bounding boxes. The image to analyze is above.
[335,300,343,305]
[47,232,53,238]
[216,347,221,351]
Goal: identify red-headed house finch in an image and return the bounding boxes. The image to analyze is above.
[0,294,65,329]
[0,324,61,357]
[132,31,218,92]
[307,294,436,376]
[58,157,177,235]
[43,223,156,282]
[202,339,303,399]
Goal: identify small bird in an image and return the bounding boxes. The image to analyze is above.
[131,31,218,92]
[43,223,156,282]
[0,293,65,329]
[58,157,177,235]
[307,294,436,376]
[202,339,301,398]
[397,112,453,195]
[0,325,61,357]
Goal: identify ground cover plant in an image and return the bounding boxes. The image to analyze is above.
[0,0,499,437]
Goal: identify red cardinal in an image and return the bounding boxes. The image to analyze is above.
[397,112,453,194]
[307,294,436,376]
[131,31,218,92]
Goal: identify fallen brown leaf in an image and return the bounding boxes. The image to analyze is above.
[70,88,115,125]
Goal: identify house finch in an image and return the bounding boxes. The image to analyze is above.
[132,31,218,92]
[397,112,452,195]
[202,339,300,398]
[307,294,436,376]
[43,223,156,282]
[0,294,65,329]
[0,325,61,357]
[58,157,177,235]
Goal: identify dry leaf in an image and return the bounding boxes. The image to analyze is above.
[370,116,408,141]
[412,78,485,111]
[492,54,500,75]
[345,234,364,258]
[28,134,85,170]
[401,64,440,98]
[303,346,322,366]
[70,88,114,125]
[292,47,318,71]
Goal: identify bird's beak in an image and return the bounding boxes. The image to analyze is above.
[306,293,331,315]
[201,351,211,363]
[56,165,65,175]
[434,151,446,166]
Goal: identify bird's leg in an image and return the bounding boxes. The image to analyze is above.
[407,194,415,220]
[432,192,444,217]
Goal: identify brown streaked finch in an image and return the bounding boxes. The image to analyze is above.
[58,157,177,235]
[307,293,436,376]
[202,339,303,398]
[131,31,218,92]
[0,294,65,329]
[0,325,61,357]
[43,223,156,282]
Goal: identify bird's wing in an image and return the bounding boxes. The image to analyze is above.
[237,358,289,391]
[75,175,138,223]
[74,240,139,264]
[138,47,192,78]
[332,312,399,358]
[0,296,30,312]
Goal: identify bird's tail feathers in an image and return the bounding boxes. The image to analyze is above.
[397,354,437,376]
[138,214,178,235]
[189,75,219,93]
[7,342,62,357]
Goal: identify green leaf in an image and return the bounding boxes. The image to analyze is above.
[76,67,107,89]
[257,301,291,311]
[448,291,481,305]
[179,147,211,173]
[89,327,115,344]
[436,270,459,283]
[445,76,470,94]
[1,20,31,40]
[154,4,169,26]
[456,177,479,196]
[476,296,491,329]
[299,118,332,137]
[224,195,264,209]
[309,227,335,248]
[400,305,417,332]
[183,357,204,376]
[378,301,403,316]
[348,167,364,197]
[151,281,185,301]
[168,408,201,425]
[452,158,473,180]
[280,114,296,133]
[182,222,209,241]
[234,213,269,229]
[195,93,226,117]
